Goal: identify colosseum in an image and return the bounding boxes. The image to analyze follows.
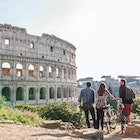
[0,24,77,105]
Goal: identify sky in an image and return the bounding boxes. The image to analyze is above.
[0,0,140,80]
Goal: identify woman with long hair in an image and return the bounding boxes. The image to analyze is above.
[96,82,116,130]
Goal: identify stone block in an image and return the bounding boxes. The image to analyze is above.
[132,119,140,124]
[42,120,62,128]
[125,122,140,135]
[73,128,104,140]
[134,124,140,134]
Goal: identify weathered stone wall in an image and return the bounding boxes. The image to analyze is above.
[125,120,140,135]
[0,24,77,105]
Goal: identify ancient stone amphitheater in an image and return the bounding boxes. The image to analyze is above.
[0,24,77,105]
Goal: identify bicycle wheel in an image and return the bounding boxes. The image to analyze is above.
[121,120,125,133]
[104,115,110,134]
[67,112,85,133]
[110,109,118,130]
[120,115,127,133]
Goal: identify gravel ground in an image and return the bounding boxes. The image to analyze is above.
[0,123,140,140]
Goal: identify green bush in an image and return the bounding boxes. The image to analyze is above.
[39,102,78,122]
[14,104,41,113]
[0,101,79,124]
[14,102,78,122]
[132,98,140,114]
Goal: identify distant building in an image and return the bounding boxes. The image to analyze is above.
[101,76,119,97]
[118,75,140,97]
[77,75,140,101]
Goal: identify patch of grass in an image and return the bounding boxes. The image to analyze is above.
[1,97,79,125]
[0,107,43,125]
[15,102,79,122]
[0,96,6,109]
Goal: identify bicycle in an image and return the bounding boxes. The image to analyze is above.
[67,103,118,134]
[103,104,118,134]
[67,106,86,133]
[116,100,127,133]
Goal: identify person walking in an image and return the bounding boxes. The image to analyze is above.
[96,82,116,130]
[78,82,96,128]
[119,79,133,123]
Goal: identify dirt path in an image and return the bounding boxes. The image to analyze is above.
[0,124,85,140]
[104,125,140,140]
[0,123,139,140]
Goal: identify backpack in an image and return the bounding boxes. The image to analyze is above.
[125,86,135,100]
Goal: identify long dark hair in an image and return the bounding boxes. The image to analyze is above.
[98,82,106,96]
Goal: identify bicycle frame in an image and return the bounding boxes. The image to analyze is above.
[116,100,127,133]
[67,106,86,133]
[103,104,117,134]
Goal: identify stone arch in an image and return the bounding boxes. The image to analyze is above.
[16,87,24,100]
[49,87,55,99]
[39,65,45,77]
[16,63,23,77]
[62,68,66,79]
[30,42,35,49]
[56,67,61,78]
[5,38,10,45]
[72,69,76,80]
[57,87,61,98]
[68,69,71,79]
[49,66,54,78]
[29,87,36,100]
[63,87,67,98]
[28,64,36,77]
[2,62,12,76]
[2,87,11,101]
[40,87,46,99]
[68,87,71,97]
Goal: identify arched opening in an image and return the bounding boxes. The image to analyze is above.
[16,63,23,77]
[49,87,55,99]
[29,87,35,100]
[30,42,34,49]
[62,68,66,79]
[39,66,44,77]
[40,87,45,99]
[56,67,61,78]
[2,87,11,101]
[63,87,67,98]
[28,64,35,77]
[72,69,75,80]
[57,87,61,98]
[2,62,11,76]
[49,66,53,78]
[69,87,71,97]
[50,46,53,52]
[16,87,24,100]
[68,69,71,79]
[5,38,10,45]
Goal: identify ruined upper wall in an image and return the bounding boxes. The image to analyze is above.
[0,24,76,66]
[0,24,27,33]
